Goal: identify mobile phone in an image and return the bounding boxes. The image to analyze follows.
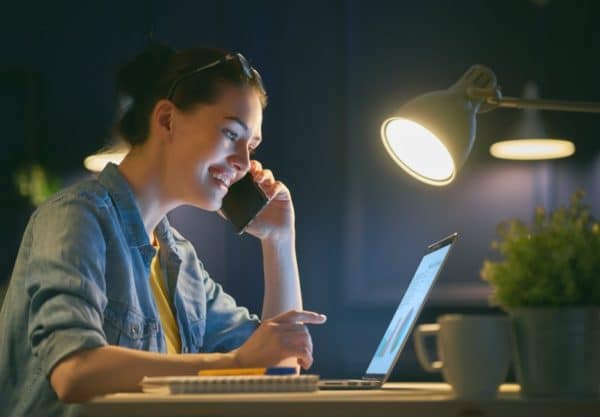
[220,173,269,234]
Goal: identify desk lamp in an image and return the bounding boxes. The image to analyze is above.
[380,65,600,186]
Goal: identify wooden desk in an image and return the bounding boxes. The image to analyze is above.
[81,382,600,417]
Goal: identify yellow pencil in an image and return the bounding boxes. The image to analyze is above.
[198,368,267,376]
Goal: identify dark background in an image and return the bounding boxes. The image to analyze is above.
[1,0,598,381]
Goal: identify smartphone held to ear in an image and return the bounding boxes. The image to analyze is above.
[221,173,269,234]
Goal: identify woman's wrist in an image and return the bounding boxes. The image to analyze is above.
[260,227,295,247]
[228,349,243,368]
[193,350,240,370]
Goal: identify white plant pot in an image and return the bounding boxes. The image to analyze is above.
[509,307,600,398]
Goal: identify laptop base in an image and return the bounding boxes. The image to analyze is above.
[319,379,382,390]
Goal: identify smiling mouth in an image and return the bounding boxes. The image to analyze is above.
[210,172,233,190]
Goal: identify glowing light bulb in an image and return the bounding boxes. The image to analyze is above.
[381,118,455,186]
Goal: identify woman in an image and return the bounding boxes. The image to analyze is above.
[0,44,326,417]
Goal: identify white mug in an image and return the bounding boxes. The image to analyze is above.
[414,314,511,399]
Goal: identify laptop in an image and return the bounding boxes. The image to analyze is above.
[319,232,457,390]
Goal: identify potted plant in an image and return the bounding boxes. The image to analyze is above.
[481,190,600,398]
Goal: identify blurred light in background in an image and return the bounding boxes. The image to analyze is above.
[490,82,575,160]
[84,144,129,172]
[490,139,575,160]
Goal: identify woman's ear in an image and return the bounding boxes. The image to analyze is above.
[152,99,174,138]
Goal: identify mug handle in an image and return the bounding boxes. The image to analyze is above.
[414,323,443,373]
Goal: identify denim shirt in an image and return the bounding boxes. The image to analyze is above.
[0,163,260,417]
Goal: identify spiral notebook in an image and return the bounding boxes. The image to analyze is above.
[141,374,320,394]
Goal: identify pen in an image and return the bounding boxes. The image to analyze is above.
[198,367,297,376]
[264,367,297,375]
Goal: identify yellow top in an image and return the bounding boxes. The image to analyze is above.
[150,238,182,354]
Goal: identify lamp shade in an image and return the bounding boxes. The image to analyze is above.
[381,65,496,186]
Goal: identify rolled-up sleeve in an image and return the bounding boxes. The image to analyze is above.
[26,195,109,377]
[201,268,260,353]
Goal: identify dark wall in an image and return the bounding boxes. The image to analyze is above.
[1,0,599,380]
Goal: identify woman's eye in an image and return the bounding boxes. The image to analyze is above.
[223,129,238,141]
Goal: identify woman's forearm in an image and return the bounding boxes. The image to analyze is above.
[50,345,236,403]
[260,233,302,320]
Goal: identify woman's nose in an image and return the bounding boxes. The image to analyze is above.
[229,145,251,174]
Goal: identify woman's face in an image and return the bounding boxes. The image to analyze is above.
[166,84,263,211]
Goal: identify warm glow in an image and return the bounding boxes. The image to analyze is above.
[83,150,128,172]
[381,118,455,186]
[490,139,575,160]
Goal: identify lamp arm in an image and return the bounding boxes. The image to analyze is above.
[467,87,600,113]
[490,96,600,113]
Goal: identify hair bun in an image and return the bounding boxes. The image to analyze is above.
[116,42,175,100]
[115,42,175,144]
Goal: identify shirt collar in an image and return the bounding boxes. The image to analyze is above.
[97,163,177,254]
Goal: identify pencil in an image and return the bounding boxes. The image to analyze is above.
[198,368,267,376]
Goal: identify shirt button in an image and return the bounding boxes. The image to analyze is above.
[131,324,140,336]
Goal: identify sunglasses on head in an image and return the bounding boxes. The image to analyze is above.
[166,53,263,100]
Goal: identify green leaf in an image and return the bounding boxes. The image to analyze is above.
[480,190,600,308]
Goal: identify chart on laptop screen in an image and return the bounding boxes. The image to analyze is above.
[365,244,451,375]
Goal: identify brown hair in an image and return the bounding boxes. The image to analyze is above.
[115,43,267,146]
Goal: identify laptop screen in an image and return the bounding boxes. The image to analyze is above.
[364,234,455,377]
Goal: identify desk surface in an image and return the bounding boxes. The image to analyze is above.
[82,382,600,417]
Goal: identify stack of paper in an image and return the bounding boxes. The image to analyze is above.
[141,374,320,394]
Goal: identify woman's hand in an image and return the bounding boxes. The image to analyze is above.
[233,310,327,370]
[243,160,295,242]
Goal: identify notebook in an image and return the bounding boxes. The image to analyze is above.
[141,374,319,394]
[319,232,457,389]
